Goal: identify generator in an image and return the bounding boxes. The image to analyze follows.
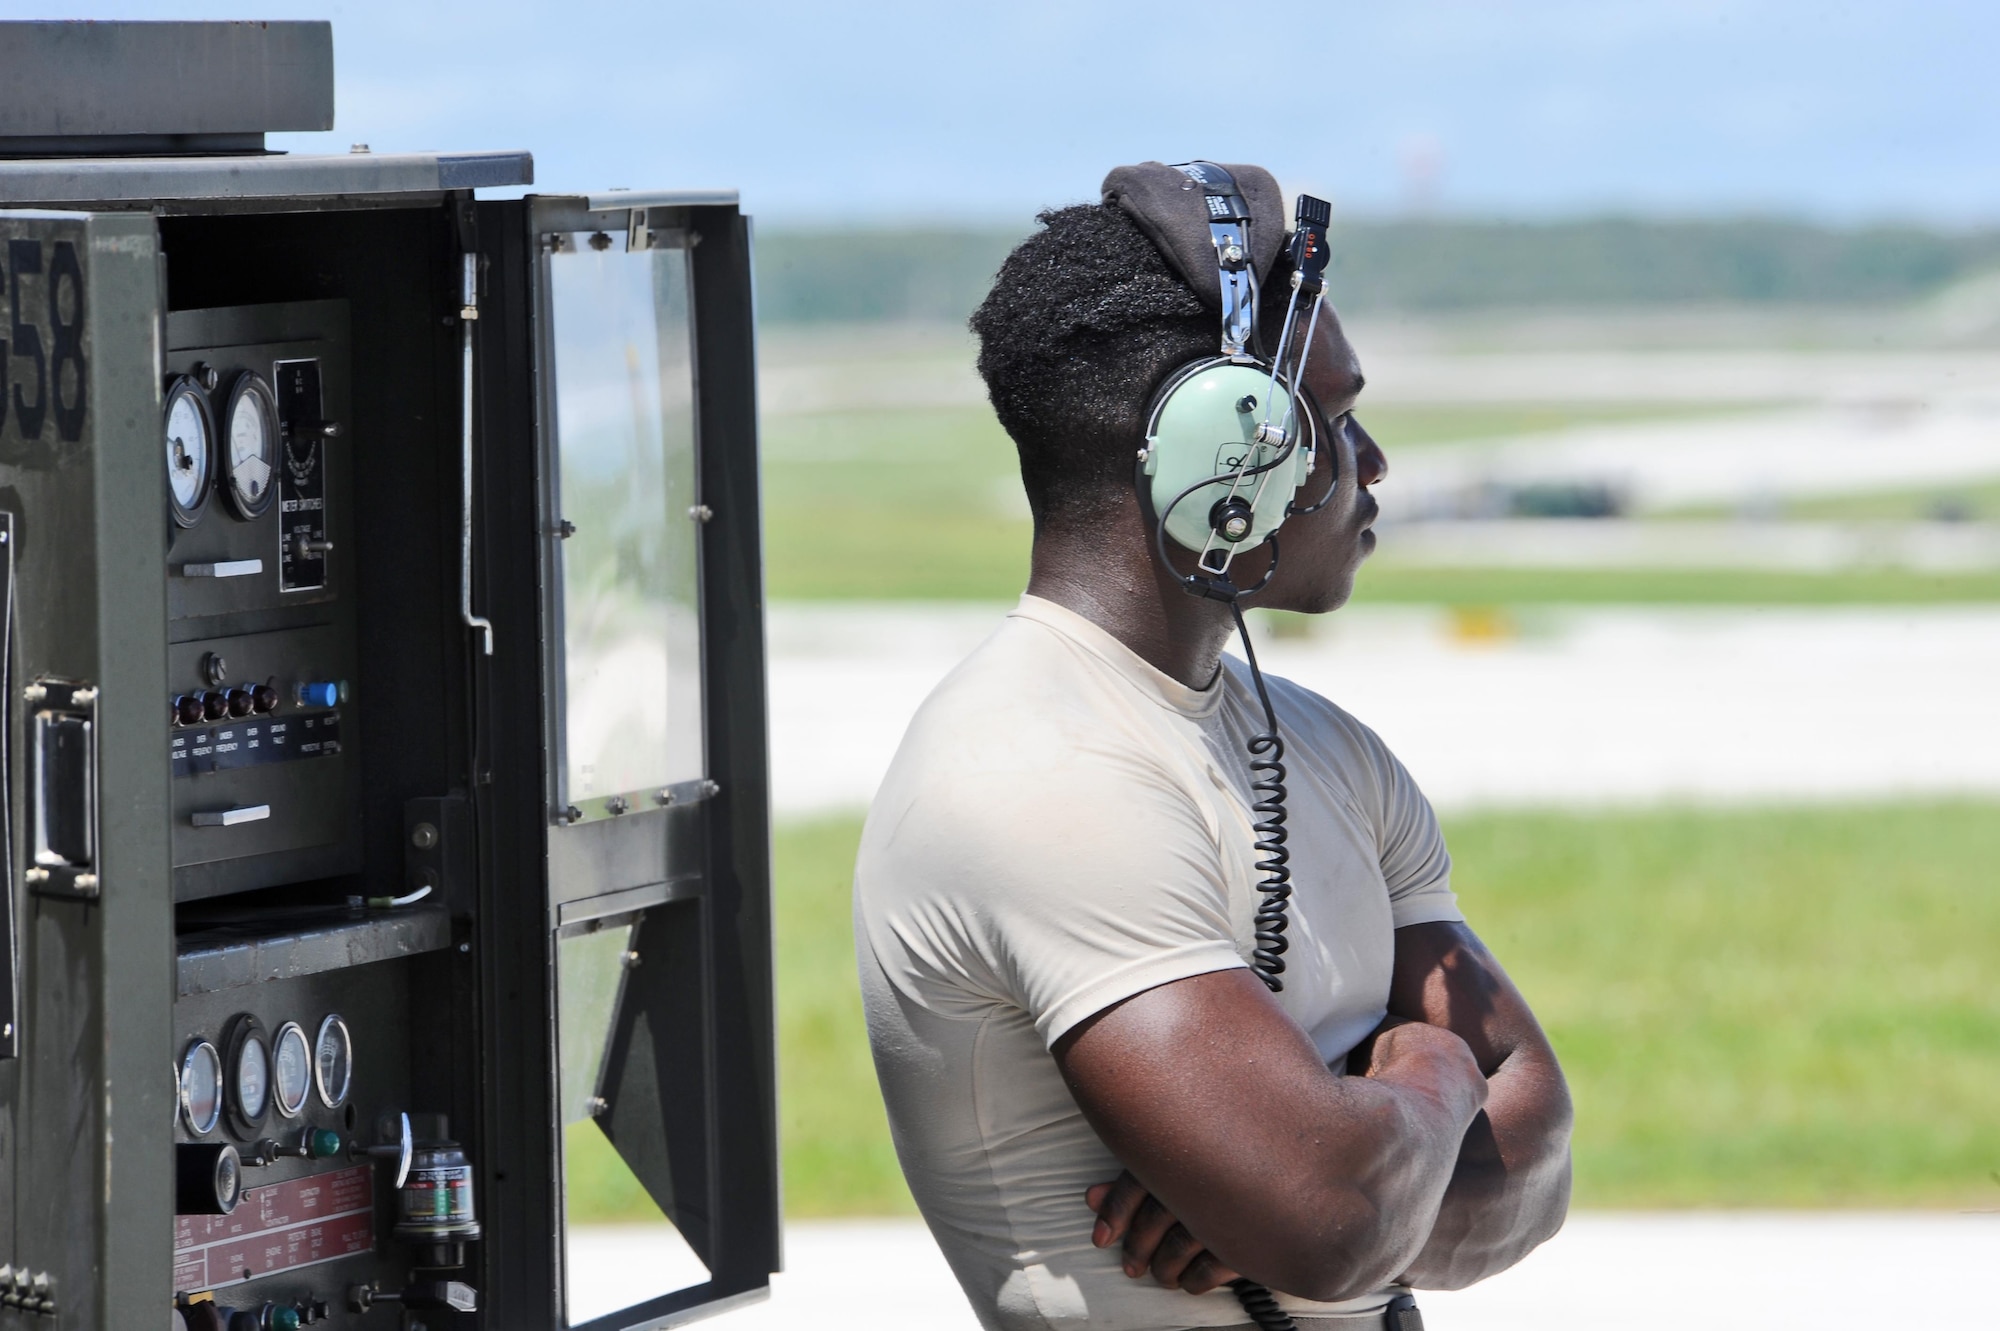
[0,20,778,1331]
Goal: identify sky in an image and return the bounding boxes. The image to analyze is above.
[32,1,2000,228]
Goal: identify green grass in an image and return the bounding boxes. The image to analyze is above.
[774,819,918,1215]
[760,403,2000,603]
[1449,803,2000,1207]
[762,406,1030,601]
[769,803,2000,1215]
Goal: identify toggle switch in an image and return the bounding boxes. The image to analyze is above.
[191,805,271,828]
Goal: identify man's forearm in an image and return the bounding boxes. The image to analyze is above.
[1397,1043,1572,1290]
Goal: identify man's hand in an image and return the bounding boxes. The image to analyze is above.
[1086,1171,1241,1294]
[1055,969,1486,1302]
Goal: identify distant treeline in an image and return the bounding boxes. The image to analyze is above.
[755,218,2000,324]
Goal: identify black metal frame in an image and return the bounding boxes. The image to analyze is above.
[472,196,777,1331]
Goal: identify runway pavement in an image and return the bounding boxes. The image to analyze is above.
[767,602,2000,818]
[572,1212,1998,1331]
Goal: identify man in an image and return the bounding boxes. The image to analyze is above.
[854,163,1572,1331]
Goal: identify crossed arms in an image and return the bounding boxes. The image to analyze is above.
[1052,921,1573,1303]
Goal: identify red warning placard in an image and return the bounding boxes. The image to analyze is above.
[174,1164,375,1291]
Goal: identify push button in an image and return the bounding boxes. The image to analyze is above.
[296,681,340,709]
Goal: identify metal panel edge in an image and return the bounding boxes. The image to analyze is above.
[0,151,533,206]
[85,208,175,1330]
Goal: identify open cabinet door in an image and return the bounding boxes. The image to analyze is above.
[490,191,777,1331]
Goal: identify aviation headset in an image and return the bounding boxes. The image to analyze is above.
[1100,162,1341,1331]
[1102,160,1338,601]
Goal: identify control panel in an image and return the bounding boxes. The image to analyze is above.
[164,302,362,901]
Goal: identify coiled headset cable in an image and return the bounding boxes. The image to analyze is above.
[1226,598,1292,994]
[1221,598,1301,1331]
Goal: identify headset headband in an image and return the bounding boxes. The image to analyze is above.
[1172,162,1259,357]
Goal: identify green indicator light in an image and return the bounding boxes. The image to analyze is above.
[308,1129,345,1159]
[269,1307,301,1331]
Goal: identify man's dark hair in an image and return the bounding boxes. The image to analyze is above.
[970,204,1214,533]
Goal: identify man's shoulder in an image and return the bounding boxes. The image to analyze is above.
[895,609,1163,774]
[1221,658,1411,807]
[859,615,1218,909]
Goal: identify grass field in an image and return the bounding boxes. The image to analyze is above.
[761,403,2000,603]
[768,802,2000,1217]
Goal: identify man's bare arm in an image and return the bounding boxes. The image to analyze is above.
[1380,921,1571,1288]
[1053,967,1487,1303]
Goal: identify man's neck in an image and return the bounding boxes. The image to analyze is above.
[1024,513,1237,689]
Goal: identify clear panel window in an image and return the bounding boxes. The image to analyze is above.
[556,915,711,1324]
[547,236,703,808]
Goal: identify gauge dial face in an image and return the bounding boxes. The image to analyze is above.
[272,1022,312,1118]
[236,1033,270,1122]
[180,1040,223,1136]
[314,1014,352,1109]
[221,372,279,520]
[222,1014,272,1134]
[163,377,215,528]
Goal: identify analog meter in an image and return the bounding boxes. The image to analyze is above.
[163,375,215,528]
[314,1014,353,1109]
[179,1040,224,1137]
[219,370,279,520]
[271,1021,312,1118]
[223,1014,272,1135]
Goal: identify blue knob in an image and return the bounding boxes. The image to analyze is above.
[298,681,340,709]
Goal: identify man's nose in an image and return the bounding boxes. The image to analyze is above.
[1350,417,1388,488]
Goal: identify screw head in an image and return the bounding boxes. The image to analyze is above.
[410,822,440,851]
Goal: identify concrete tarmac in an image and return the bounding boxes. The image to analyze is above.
[768,603,2000,818]
[573,1212,1998,1330]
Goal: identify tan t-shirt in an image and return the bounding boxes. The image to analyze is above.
[854,596,1463,1331]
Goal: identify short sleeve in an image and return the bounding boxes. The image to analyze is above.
[1369,735,1462,929]
[855,747,1249,1049]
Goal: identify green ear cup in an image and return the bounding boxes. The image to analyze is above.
[1142,360,1311,557]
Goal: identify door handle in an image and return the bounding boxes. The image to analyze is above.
[191,805,270,828]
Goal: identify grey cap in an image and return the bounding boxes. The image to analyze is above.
[1101,160,1288,310]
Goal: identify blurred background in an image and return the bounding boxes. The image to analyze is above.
[83,0,2000,1319]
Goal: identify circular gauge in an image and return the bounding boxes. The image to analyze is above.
[179,1039,224,1137]
[219,371,279,521]
[222,1014,272,1135]
[271,1021,312,1118]
[162,375,215,529]
[314,1014,353,1109]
